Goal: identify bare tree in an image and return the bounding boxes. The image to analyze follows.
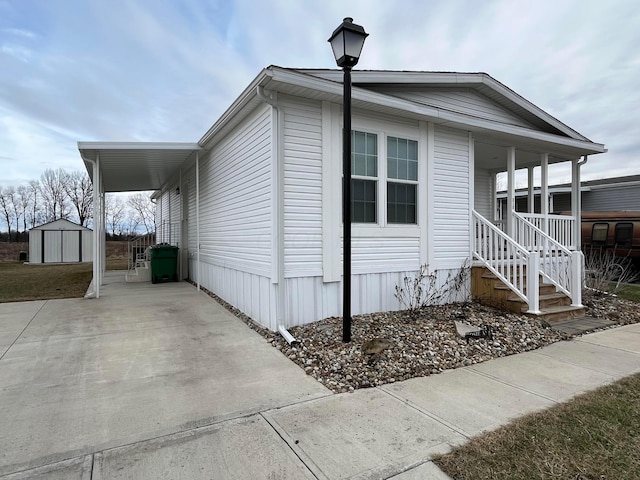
[27,180,42,228]
[40,168,70,222]
[105,194,127,236]
[63,170,93,226]
[16,185,31,233]
[127,192,156,234]
[0,186,16,241]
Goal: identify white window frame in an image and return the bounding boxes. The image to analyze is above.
[349,120,421,237]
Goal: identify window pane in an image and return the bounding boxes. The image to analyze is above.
[351,131,377,178]
[591,223,608,245]
[615,223,633,248]
[387,183,416,224]
[387,136,418,180]
[387,157,397,179]
[398,159,408,180]
[352,179,376,223]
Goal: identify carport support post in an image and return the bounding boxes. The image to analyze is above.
[92,153,101,298]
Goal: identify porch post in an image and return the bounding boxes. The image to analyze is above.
[527,166,535,213]
[571,158,580,250]
[507,147,516,236]
[93,153,101,298]
[540,153,549,234]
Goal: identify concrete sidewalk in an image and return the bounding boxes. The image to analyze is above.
[1,274,639,479]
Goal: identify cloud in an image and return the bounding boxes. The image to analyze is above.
[0,0,638,188]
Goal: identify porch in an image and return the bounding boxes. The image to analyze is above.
[472,142,587,321]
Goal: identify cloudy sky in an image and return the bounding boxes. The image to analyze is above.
[1,0,638,188]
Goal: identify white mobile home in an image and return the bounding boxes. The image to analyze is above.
[79,67,605,329]
[29,219,93,264]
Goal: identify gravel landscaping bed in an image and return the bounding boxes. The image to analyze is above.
[198,284,639,394]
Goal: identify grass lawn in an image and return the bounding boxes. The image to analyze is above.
[433,372,640,480]
[0,262,93,303]
[614,283,640,302]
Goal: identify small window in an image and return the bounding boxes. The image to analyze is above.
[591,223,608,246]
[387,136,418,224]
[615,223,633,249]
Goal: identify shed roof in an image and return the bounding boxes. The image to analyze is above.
[30,218,92,231]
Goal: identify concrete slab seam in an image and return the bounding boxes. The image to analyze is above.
[82,455,93,480]
[465,365,560,404]
[376,386,472,440]
[535,346,640,378]
[385,461,453,480]
[0,300,47,361]
[259,412,328,480]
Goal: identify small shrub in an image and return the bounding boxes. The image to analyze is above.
[583,248,640,297]
[394,260,470,319]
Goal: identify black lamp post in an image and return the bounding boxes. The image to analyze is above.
[328,17,368,343]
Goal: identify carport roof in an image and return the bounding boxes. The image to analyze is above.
[78,142,201,193]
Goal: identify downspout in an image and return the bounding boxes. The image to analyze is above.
[196,151,200,291]
[257,85,286,332]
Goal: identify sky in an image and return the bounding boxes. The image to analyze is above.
[1,0,639,189]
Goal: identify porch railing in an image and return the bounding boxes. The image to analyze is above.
[127,232,155,272]
[512,211,582,306]
[473,210,540,313]
[518,213,576,250]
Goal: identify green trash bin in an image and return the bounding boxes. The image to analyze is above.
[149,244,179,284]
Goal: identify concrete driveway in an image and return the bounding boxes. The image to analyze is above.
[0,272,330,478]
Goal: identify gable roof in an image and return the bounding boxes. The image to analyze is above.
[199,66,605,160]
[30,218,92,231]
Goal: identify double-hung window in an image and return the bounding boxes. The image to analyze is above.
[351,131,378,223]
[349,130,419,225]
[386,136,418,224]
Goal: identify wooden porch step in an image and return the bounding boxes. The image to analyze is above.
[495,283,557,296]
[526,305,587,324]
[508,292,571,310]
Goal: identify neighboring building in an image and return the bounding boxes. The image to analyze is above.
[497,174,640,217]
[79,66,606,330]
[29,219,93,264]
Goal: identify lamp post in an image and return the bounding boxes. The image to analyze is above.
[328,17,368,343]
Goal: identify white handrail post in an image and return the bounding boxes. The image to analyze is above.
[526,251,540,314]
[570,250,583,307]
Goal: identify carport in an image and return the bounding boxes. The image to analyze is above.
[78,142,201,298]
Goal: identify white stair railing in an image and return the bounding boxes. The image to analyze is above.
[519,213,576,249]
[512,211,582,306]
[127,233,155,273]
[473,210,540,314]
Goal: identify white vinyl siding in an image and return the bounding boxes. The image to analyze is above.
[369,87,535,129]
[282,97,323,277]
[474,166,494,220]
[432,125,471,268]
[197,104,272,277]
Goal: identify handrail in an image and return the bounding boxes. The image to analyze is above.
[519,213,576,249]
[127,232,155,273]
[512,211,582,305]
[472,210,540,313]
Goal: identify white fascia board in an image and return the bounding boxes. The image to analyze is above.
[77,141,201,151]
[270,68,605,155]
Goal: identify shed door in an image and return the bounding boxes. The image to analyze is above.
[44,231,62,263]
[62,230,80,262]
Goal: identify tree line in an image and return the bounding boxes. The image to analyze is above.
[0,168,156,242]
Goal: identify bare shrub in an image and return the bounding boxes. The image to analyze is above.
[394,260,471,319]
[583,249,640,296]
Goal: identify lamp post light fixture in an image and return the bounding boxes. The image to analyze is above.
[328,17,369,343]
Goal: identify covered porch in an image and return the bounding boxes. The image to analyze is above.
[472,136,605,318]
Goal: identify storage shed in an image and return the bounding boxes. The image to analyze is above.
[29,219,93,264]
